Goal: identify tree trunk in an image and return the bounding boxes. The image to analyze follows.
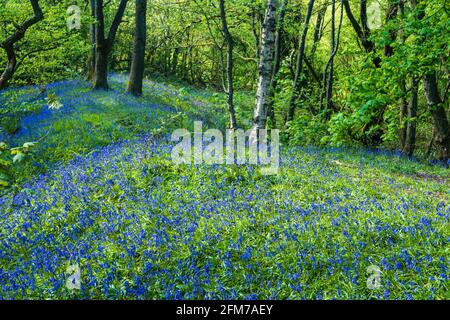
[423,72,450,161]
[0,46,17,91]
[267,0,288,127]
[253,0,277,130]
[399,79,408,150]
[127,0,147,96]
[398,2,407,150]
[287,0,315,122]
[94,46,109,89]
[321,0,344,119]
[93,0,129,90]
[403,77,418,157]
[325,0,336,117]
[250,1,262,60]
[87,0,96,81]
[0,0,43,90]
[310,2,326,60]
[342,0,380,67]
[219,0,237,129]
[172,48,179,74]
[384,0,399,57]
[93,0,108,89]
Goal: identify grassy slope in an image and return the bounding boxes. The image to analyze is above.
[0,74,239,184]
[0,75,448,299]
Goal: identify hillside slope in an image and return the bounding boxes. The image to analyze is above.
[0,76,448,299]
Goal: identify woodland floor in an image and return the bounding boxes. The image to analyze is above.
[0,74,448,299]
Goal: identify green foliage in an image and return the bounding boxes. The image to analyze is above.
[0,140,36,190]
[1,0,447,157]
[288,112,328,146]
[0,0,89,86]
[321,0,449,150]
[46,93,64,110]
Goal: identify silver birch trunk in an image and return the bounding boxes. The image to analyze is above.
[253,0,277,131]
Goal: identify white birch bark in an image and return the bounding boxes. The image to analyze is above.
[252,0,277,131]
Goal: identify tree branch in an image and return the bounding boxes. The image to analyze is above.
[107,0,129,50]
[1,0,43,48]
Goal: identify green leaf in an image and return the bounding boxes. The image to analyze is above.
[0,159,12,167]
[13,153,25,163]
[0,179,9,187]
[0,142,8,151]
[23,142,37,149]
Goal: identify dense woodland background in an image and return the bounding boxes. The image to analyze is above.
[0,0,449,161]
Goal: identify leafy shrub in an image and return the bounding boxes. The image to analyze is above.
[0,141,36,190]
[288,112,328,146]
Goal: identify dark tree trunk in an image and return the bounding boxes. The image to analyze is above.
[423,72,450,161]
[398,2,407,150]
[267,0,288,126]
[325,0,336,116]
[87,0,96,81]
[320,1,344,118]
[403,77,418,157]
[384,0,399,57]
[399,79,408,150]
[287,0,315,122]
[342,0,380,67]
[94,47,109,89]
[303,53,321,85]
[93,0,129,90]
[127,0,147,96]
[360,0,370,40]
[0,47,17,91]
[219,0,237,129]
[94,0,108,89]
[181,50,187,78]
[0,0,43,90]
[310,3,327,60]
[172,48,179,74]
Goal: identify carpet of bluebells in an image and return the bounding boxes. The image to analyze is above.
[0,76,449,300]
